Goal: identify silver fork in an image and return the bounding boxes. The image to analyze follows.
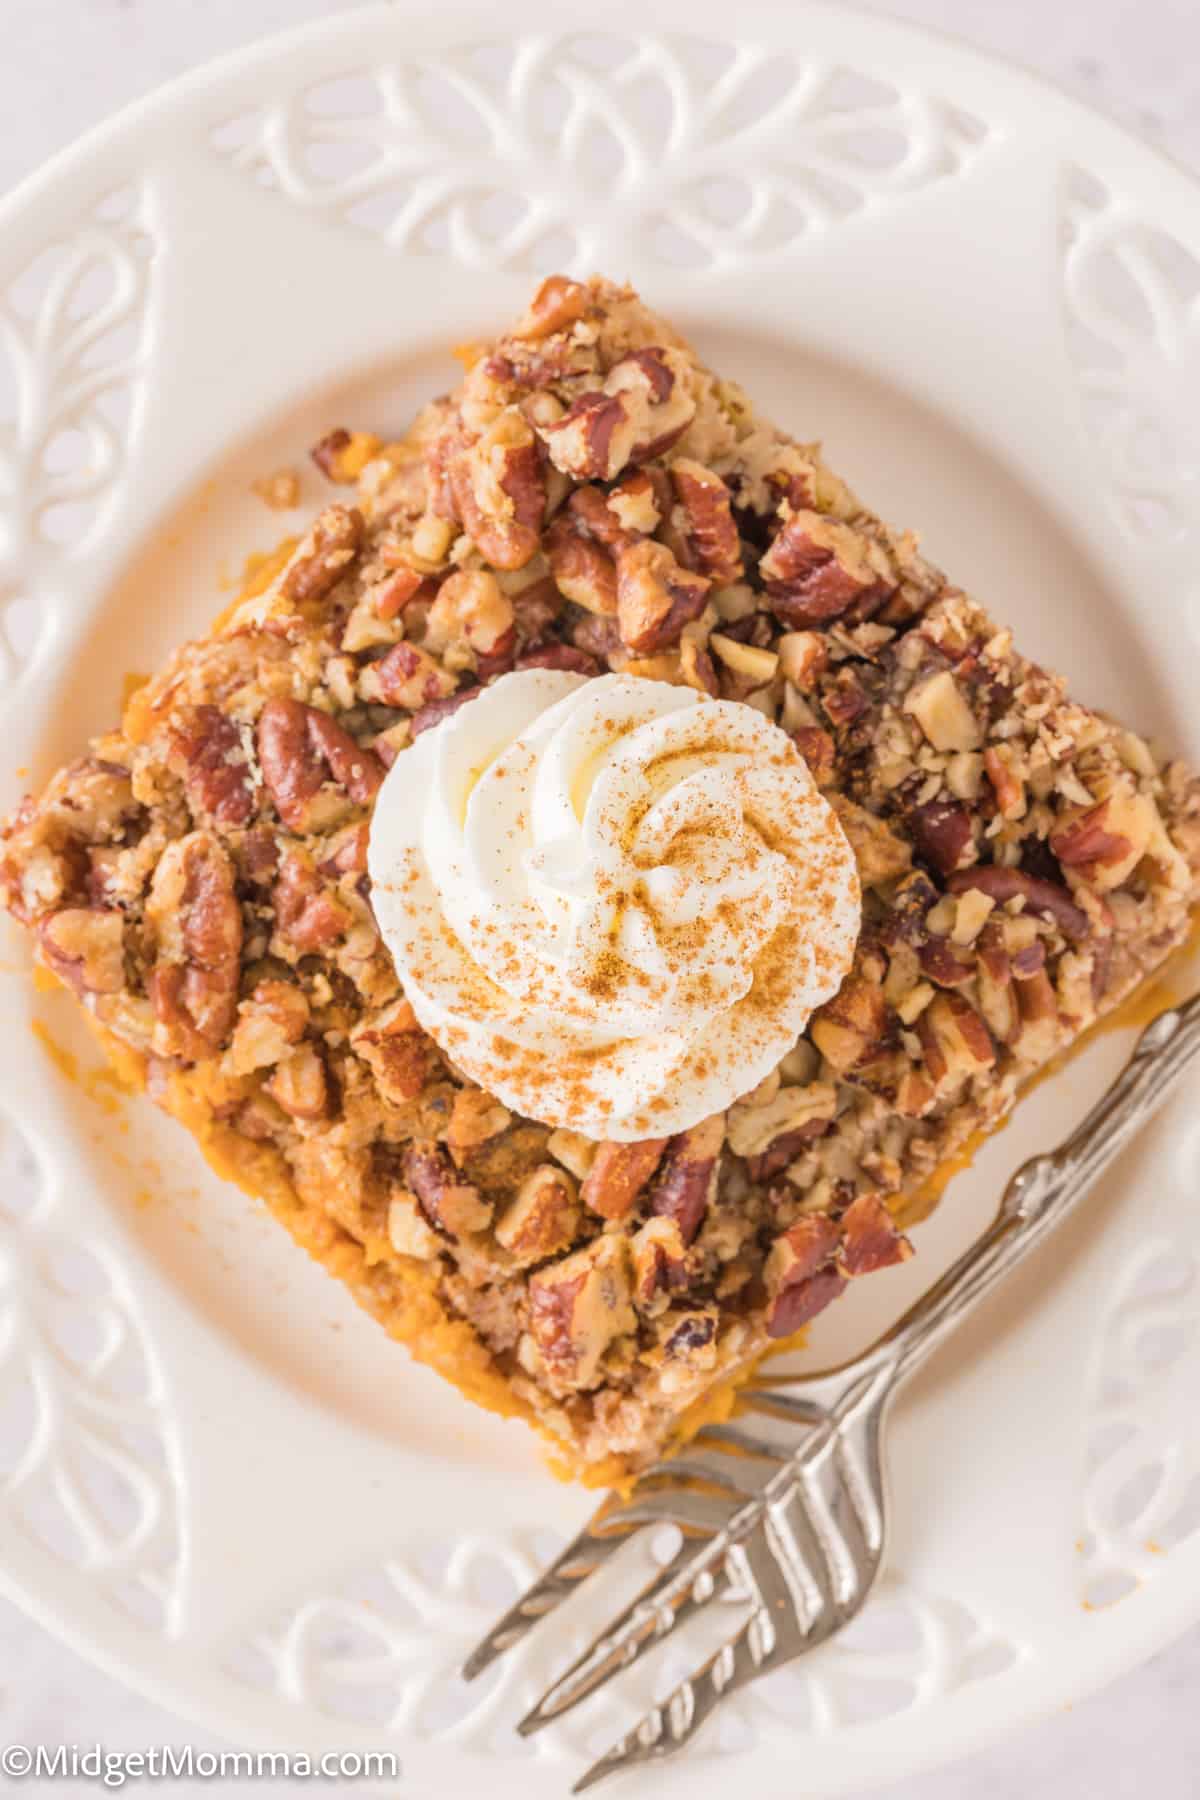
[463,993,1200,1791]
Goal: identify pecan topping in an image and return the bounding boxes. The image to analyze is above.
[810,974,888,1074]
[351,998,435,1104]
[761,511,890,625]
[448,412,545,571]
[404,1140,492,1238]
[265,1044,331,1121]
[581,1137,669,1220]
[272,851,350,953]
[669,460,742,583]
[838,1193,912,1276]
[946,866,1090,941]
[909,797,973,877]
[170,705,258,827]
[544,513,619,616]
[512,274,588,341]
[615,539,710,653]
[146,831,243,1061]
[366,641,457,712]
[280,504,363,604]
[37,906,125,995]
[495,1165,581,1266]
[527,1235,635,1387]
[649,1114,725,1244]
[257,698,383,833]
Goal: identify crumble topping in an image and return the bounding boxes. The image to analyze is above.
[4,273,1199,1477]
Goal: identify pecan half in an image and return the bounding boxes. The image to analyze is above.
[169,705,258,828]
[615,540,710,653]
[581,1137,669,1220]
[146,831,243,1061]
[669,459,742,583]
[257,698,383,833]
[649,1114,725,1244]
[37,906,125,995]
[280,504,364,604]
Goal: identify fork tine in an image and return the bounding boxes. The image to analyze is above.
[571,1590,768,1792]
[461,1497,635,1680]
[516,1527,739,1736]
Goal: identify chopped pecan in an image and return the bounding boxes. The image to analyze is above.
[566,484,636,553]
[226,978,309,1074]
[544,513,619,615]
[309,428,379,484]
[649,1114,724,1244]
[265,1044,330,1121]
[272,850,350,953]
[320,821,369,877]
[728,1081,837,1158]
[615,539,709,653]
[370,563,430,621]
[917,990,995,1086]
[494,1164,580,1265]
[581,1137,669,1220]
[512,274,589,341]
[447,412,545,570]
[631,1216,689,1304]
[446,1085,511,1152]
[37,906,125,995]
[909,798,973,878]
[257,698,383,833]
[527,1235,635,1387]
[280,504,364,604]
[947,865,1090,941]
[905,670,982,752]
[983,745,1026,819]
[310,428,352,481]
[387,1193,442,1261]
[146,831,243,1061]
[425,568,516,659]
[670,460,742,583]
[918,935,974,987]
[838,1193,912,1276]
[761,510,890,625]
[169,705,257,827]
[351,997,435,1103]
[791,726,836,787]
[764,1214,842,1337]
[829,792,910,887]
[777,630,829,691]
[404,1140,492,1238]
[1049,789,1157,892]
[810,975,888,1074]
[539,392,629,481]
[538,348,694,481]
[1012,940,1060,1058]
[365,641,457,712]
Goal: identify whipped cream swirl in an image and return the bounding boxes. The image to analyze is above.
[368,671,860,1141]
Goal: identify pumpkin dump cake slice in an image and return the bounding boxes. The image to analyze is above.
[4,275,1199,1481]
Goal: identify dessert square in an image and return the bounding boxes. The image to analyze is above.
[5,276,1198,1480]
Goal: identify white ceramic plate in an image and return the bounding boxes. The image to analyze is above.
[2,3,1200,1793]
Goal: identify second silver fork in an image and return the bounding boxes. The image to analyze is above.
[464,992,1200,1791]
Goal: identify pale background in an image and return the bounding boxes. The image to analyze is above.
[2,1,1199,1794]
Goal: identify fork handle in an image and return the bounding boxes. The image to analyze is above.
[876,989,1200,1388]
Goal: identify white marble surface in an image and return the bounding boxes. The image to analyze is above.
[3,0,1200,1793]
